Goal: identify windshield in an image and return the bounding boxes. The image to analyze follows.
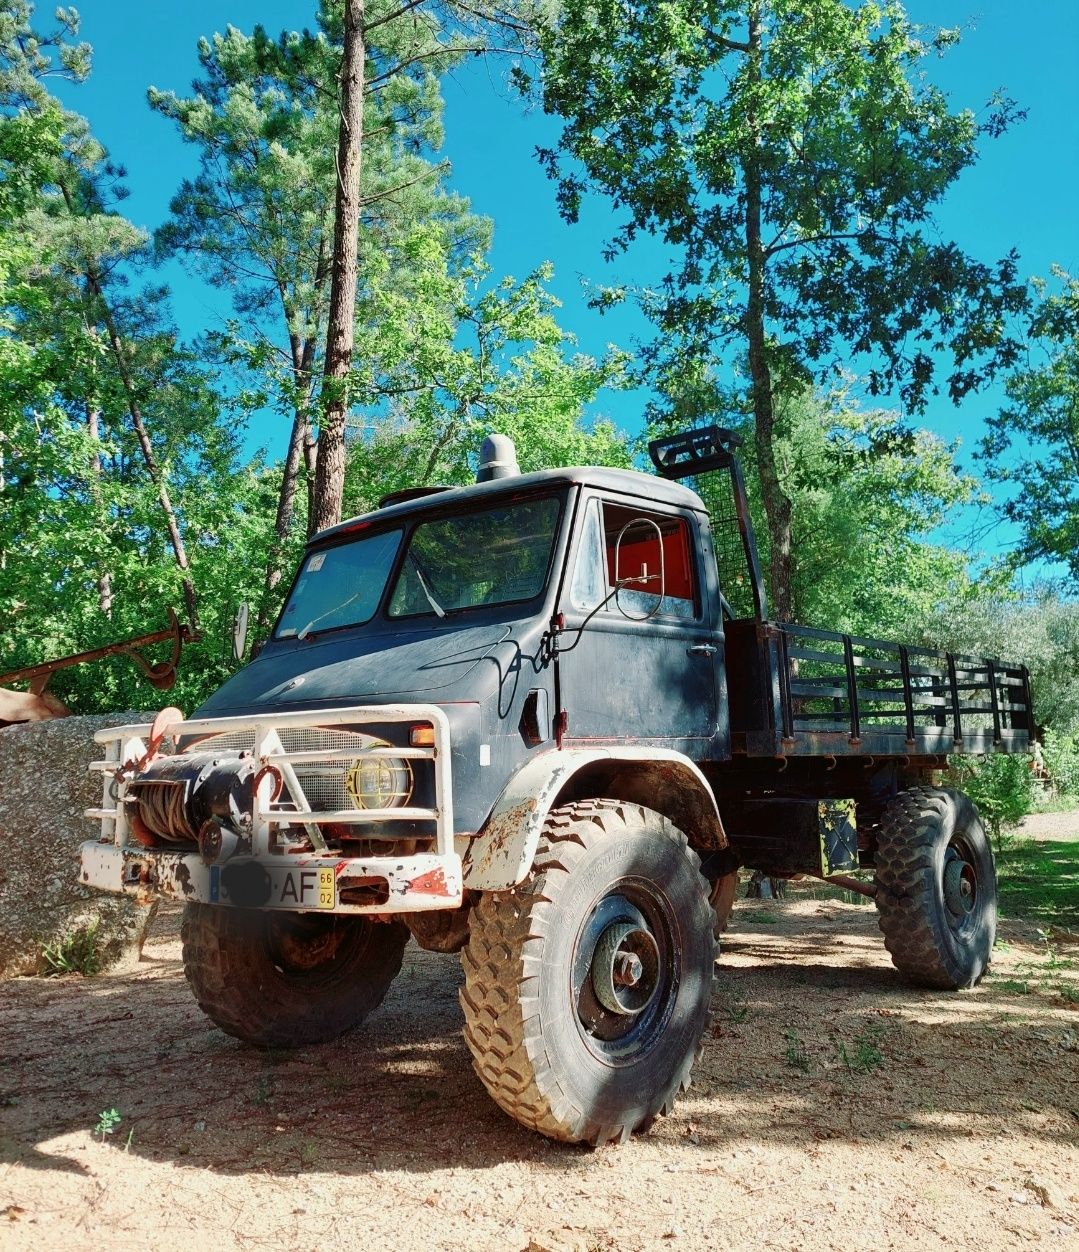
[276,528,403,639]
[388,496,562,618]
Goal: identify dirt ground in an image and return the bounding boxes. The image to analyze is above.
[2,816,1078,1252]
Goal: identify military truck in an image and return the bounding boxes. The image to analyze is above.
[80,427,1033,1146]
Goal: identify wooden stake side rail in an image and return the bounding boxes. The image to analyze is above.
[725,619,1034,758]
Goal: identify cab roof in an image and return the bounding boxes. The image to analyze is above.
[311,465,707,546]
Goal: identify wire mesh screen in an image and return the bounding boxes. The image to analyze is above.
[699,468,756,619]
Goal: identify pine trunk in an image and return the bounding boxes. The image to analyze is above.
[311,0,366,536]
[86,407,113,618]
[744,5,794,623]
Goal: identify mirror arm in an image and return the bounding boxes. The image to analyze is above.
[549,575,661,658]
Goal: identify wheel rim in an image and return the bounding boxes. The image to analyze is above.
[942,838,979,932]
[265,913,370,988]
[571,881,678,1064]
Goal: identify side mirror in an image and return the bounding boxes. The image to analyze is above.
[232,602,250,663]
[613,518,665,621]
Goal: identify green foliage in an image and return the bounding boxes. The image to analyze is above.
[153,5,628,632]
[981,269,1079,584]
[534,0,1029,618]
[926,586,1079,734]
[536,0,1027,411]
[948,753,1036,848]
[0,2,277,711]
[41,920,103,976]
[344,256,631,514]
[682,389,985,637]
[1040,728,1079,800]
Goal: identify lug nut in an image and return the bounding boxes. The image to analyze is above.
[613,951,643,987]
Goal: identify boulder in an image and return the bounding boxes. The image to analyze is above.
[0,712,159,977]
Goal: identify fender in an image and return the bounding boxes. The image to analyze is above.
[463,747,727,890]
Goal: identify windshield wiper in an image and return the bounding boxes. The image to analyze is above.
[409,551,446,618]
[297,591,365,640]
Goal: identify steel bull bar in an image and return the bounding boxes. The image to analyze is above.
[79,705,462,914]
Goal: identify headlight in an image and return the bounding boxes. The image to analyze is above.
[345,745,414,809]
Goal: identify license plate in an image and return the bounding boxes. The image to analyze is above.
[210,864,336,909]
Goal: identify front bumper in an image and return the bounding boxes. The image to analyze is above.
[81,703,462,914]
[79,843,462,913]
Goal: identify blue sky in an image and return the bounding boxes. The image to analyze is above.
[57,1,1079,565]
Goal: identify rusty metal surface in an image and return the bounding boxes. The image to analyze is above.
[0,609,196,694]
[464,747,727,891]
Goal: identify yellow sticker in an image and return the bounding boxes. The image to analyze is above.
[318,868,335,909]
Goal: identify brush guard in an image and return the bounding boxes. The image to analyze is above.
[79,705,462,914]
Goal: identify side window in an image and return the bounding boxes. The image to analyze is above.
[603,503,702,620]
[569,499,607,610]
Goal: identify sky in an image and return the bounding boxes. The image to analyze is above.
[54,0,1079,568]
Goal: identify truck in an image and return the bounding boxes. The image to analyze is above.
[79,426,1033,1146]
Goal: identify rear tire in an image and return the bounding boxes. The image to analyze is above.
[460,800,717,1145]
[874,787,996,990]
[181,905,409,1047]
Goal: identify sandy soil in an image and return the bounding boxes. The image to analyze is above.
[2,827,1078,1252]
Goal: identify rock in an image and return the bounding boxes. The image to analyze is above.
[0,712,158,977]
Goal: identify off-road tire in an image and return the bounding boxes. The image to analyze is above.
[874,787,996,990]
[181,904,409,1047]
[460,800,717,1146]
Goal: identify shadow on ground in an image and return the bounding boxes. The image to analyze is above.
[2,898,1076,1186]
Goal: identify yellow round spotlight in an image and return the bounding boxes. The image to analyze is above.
[345,743,414,810]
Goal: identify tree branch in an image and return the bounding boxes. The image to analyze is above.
[363,0,427,35]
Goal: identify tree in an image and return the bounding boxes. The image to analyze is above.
[980,268,1079,584]
[2,1,202,625]
[306,0,551,533]
[683,389,987,638]
[151,9,491,624]
[927,585,1079,736]
[532,0,1029,620]
[343,255,631,512]
[0,2,275,712]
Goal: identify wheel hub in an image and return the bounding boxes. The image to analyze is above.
[943,856,977,919]
[590,921,661,1016]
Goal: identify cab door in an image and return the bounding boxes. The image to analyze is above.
[555,494,723,759]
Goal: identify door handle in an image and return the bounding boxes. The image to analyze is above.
[687,644,717,657]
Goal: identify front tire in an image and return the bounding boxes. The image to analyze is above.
[874,787,996,990]
[181,905,409,1047]
[460,800,717,1145]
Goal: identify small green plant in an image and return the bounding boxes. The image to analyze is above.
[948,753,1036,851]
[253,1074,274,1107]
[722,994,751,1024]
[94,1108,121,1142]
[993,978,1031,995]
[41,921,104,977]
[836,1024,885,1075]
[784,1030,810,1071]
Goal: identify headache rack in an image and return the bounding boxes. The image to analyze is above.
[726,620,1034,758]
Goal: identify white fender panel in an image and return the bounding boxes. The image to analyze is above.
[463,747,724,890]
